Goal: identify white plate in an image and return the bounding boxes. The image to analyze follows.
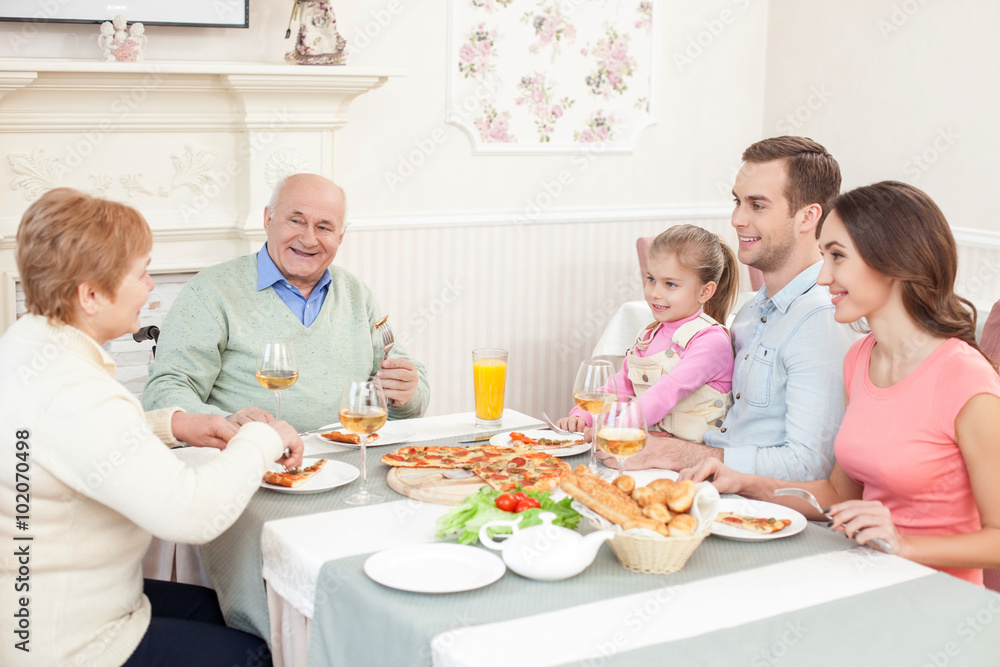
[710,498,807,541]
[260,458,359,494]
[488,429,589,457]
[364,543,506,593]
[308,421,419,449]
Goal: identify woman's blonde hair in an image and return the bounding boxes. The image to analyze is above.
[16,188,153,325]
[648,224,740,324]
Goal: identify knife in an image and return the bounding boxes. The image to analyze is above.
[457,434,497,444]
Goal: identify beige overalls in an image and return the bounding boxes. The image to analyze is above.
[626,313,734,443]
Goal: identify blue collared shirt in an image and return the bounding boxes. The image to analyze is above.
[703,262,858,480]
[257,245,331,326]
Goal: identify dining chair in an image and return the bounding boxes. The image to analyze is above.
[979,298,1000,364]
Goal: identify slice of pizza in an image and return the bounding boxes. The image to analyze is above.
[263,459,328,488]
[473,449,570,493]
[509,432,582,450]
[715,512,792,534]
[320,430,380,445]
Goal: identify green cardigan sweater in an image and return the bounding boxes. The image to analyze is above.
[142,255,430,430]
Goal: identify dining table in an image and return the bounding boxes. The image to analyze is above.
[192,409,1000,667]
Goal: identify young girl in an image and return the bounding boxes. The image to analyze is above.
[558,224,739,443]
[680,181,1000,586]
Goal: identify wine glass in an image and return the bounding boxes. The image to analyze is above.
[595,397,647,479]
[572,359,618,472]
[341,379,388,505]
[256,341,298,421]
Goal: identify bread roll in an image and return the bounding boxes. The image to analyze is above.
[613,475,635,494]
[648,478,676,493]
[668,513,698,536]
[623,518,670,537]
[642,502,673,523]
[666,479,696,513]
[631,486,656,507]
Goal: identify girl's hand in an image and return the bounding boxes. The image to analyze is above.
[827,500,904,555]
[556,416,588,434]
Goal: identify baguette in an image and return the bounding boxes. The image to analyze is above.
[560,465,643,525]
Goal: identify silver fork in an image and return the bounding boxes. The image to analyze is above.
[774,488,893,554]
[374,315,396,406]
[540,410,576,436]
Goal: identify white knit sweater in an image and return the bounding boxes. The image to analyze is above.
[0,315,283,667]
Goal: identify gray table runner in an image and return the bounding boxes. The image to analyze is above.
[200,423,545,640]
[568,573,1000,667]
[307,525,856,665]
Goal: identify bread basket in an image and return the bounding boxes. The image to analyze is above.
[594,519,710,574]
[572,479,719,574]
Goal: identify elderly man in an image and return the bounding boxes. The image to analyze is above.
[142,173,429,430]
[599,136,856,479]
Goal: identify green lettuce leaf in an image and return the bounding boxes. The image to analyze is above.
[436,487,581,545]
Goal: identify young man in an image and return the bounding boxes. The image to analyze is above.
[599,137,856,479]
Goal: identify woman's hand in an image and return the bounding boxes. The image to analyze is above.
[556,416,588,434]
[677,458,747,494]
[827,500,904,555]
[270,421,304,470]
[171,412,238,449]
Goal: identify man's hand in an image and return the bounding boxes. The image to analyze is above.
[270,420,304,470]
[171,412,239,449]
[226,407,275,427]
[377,358,418,407]
[595,432,723,471]
[677,458,746,494]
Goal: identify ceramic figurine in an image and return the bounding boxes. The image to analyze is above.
[285,0,348,65]
[98,15,146,63]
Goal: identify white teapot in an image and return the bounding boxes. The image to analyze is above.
[479,512,613,581]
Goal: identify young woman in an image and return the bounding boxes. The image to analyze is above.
[559,224,739,443]
[680,181,1000,585]
[0,188,303,666]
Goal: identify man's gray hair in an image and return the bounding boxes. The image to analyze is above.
[266,174,349,227]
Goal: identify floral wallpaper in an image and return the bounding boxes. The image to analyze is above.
[449,0,655,152]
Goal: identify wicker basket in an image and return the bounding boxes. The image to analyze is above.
[593,519,710,574]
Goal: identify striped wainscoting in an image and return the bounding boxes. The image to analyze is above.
[335,211,737,419]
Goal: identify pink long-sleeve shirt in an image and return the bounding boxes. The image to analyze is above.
[570,309,734,428]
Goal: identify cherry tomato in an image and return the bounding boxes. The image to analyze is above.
[495,494,518,512]
[525,497,541,509]
[511,492,528,502]
[514,499,534,513]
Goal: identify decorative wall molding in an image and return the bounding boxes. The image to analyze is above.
[0,58,403,331]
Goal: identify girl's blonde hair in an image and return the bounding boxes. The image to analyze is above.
[648,224,740,324]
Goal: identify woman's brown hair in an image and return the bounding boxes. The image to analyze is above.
[821,181,994,368]
[648,224,740,324]
[16,188,153,325]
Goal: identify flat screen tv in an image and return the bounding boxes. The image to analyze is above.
[0,1,249,28]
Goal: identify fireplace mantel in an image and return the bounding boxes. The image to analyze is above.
[0,59,403,330]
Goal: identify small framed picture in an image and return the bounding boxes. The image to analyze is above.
[0,0,249,28]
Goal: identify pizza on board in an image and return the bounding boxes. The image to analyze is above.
[263,459,328,488]
[380,445,570,493]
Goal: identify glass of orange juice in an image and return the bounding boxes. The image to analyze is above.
[473,348,508,428]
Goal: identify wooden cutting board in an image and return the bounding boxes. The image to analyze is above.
[386,467,486,505]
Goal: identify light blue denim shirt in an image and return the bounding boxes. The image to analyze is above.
[703,262,858,480]
[256,245,331,326]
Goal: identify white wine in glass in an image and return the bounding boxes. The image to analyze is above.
[341,379,388,506]
[256,341,298,421]
[572,359,617,472]
[596,398,647,479]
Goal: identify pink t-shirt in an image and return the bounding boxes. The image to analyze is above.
[570,309,734,427]
[835,334,1000,585]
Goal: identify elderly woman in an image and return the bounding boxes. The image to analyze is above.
[0,189,302,667]
[681,181,1000,585]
